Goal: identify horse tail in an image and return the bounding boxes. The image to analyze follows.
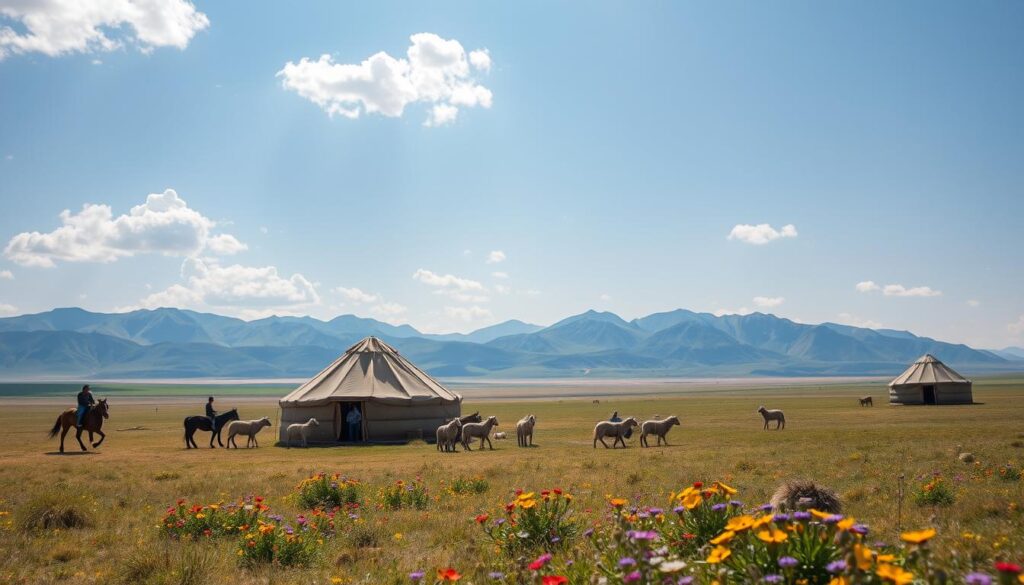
[48,415,63,438]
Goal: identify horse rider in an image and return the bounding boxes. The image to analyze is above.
[76,384,95,428]
[206,396,218,431]
[346,404,362,441]
[609,410,632,439]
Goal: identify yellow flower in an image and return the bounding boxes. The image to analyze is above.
[519,499,537,510]
[829,578,850,585]
[517,492,536,501]
[609,497,628,508]
[876,564,914,585]
[713,481,737,495]
[393,532,403,541]
[331,578,343,584]
[195,513,206,519]
[710,531,735,545]
[725,515,755,532]
[756,528,788,544]
[681,491,702,510]
[837,517,855,531]
[809,509,831,520]
[900,528,936,544]
[752,515,773,529]
[706,545,731,564]
[853,543,873,570]
[876,554,897,563]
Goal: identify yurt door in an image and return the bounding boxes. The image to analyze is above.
[333,403,342,441]
[922,385,936,405]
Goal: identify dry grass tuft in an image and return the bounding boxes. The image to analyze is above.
[770,480,842,513]
[16,488,92,531]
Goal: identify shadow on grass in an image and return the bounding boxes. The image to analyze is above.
[43,451,98,456]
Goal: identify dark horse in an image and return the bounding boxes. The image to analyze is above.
[49,398,109,453]
[184,408,239,449]
[452,411,482,445]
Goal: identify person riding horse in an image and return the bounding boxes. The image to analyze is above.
[206,396,218,431]
[76,384,95,428]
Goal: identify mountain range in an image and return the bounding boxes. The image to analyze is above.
[0,307,1017,380]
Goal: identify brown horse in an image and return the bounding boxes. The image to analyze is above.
[48,398,109,453]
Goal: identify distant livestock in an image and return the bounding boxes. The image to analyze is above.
[517,414,536,447]
[859,396,873,407]
[461,416,499,451]
[493,431,508,440]
[435,418,462,453]
[593,417,639,449]
[225,417,272,448]
[285,418,318,448]
[639,415,680,447]
[757,406,786,430]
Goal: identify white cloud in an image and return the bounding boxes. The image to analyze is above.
[136,258,319,312]
[727,223,798,245]
[494,284,511,295]
[966,299,980,308]
[882,284,941,298]
[412,268,484,292]
[370,302,408,324]
[491,271,508,279]
[259,226,269,235]
[486,250,506,264]
[0,0,209,60]
[713,307,752,317]
[836,312,883,329]
[444,305,493,323]
[1007,315,1024,339]
[278,33,493,126]
[855,281,880,293]
[599,293,612,301]
[0,269,12,280]
[753,296,784,308]
[521,289,541,297]
[4,189,245,268]
[334,286,379,304]
[0,302,16,315]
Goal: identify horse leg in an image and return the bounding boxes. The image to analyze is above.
[59,423,69,453]
[486,436,493,450]
[92,430,105,448]
[210,429,217,448]
[75,427,87,451]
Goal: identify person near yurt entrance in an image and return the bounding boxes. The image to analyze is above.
[888,354,973,405]
[279,337,462,444]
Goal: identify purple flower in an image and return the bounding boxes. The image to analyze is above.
[627,530,659,541]
[496,518,506,526]
[296,515,307,525]
[538,553,553,564]
[711,503,727,512]
[637,511,651,519]
[649,507,664,515]
[619,557,637,567]
[677,578,694,585]
[764,575,783,584]
[624,571,642,583]
[729,500,743,507]
[773,513,790,523]
[673,506,685,514]
[583,528,594,538]
[488,571,505,580]
[759,504,774,512]
[550,536,561,543]
[824,514,844,525]
[851,523,870,535]
[827,560,847,574]
[965,572,992,585]
[792,511,811,521]
[409,571,425,581]
[778,556,798,568]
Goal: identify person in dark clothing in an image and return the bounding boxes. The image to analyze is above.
[206,396,218,431]
[76,385,95,428]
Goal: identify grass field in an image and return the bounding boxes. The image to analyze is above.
[0,378,1022,584]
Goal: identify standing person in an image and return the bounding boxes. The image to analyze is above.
[76,384,95,428]
[346,404,362,442]
[206,396,218,431]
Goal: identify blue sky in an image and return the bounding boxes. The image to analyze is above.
[0,1,1022,347]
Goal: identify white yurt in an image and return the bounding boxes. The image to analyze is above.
[888,354,973,405]
[278,337,461,443]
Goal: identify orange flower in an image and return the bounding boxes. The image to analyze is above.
[853,543,873,570]
[609,498,628,508]
[710,531,735,545]
[837,517,856,531]
[475,514,489,524]
[437,568,462,581]
[713,481,737,495]
[542,577,568,585]
[829,578,850,585]
[809,509,832,520]
[900,528,936,545]
[725,515,755,532]
[876,564,914,585]
[706,545,731,564]
[756,528,788,544]
[680,491,702,510]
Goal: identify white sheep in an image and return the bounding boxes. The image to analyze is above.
[493,431,508,440]
[225,417,272,448]
[757,406,785,430]
[956,444,975,463]
[435,418,462,453]
[516,414,536,448]
[593,417,639,449]
[285,418,319,448]
[461,416,499,451]
[639,415,680,447]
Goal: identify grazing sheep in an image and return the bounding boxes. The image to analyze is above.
[639,415,680,447]
[225,417,272,449]
[757,406,786,430]
[956,444,975,463]
[770,480,842,513]
[435,418,462,453]
[493,432,508,440]
[859,396,873,407]
[516,414,536,448]
[593,417,639,449]
[461,416,499,451]
[285,418,319,448]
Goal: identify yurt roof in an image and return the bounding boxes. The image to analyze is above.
[279,337,461,407]
[888,354,971,387]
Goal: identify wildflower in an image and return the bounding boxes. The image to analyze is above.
[851,523,870,535]
[965,573,992,585]
[680,491,702,510]
[773,513,790,523]
[725,515,755,532]
[711,503,727,512]
[409,571,425,581]
[475,514,489,524]
[995,563,1022,575]
[706,546,731,564]
[660,560,687,573]
[710,531,735,545]
[793,511,812,521]
[678,578,694,585]
[714,481,737,495]
[827,560,848,574]
[519,499,537,510]
[853,544,873,570]
[628,530,659,541]
[624,571,642,583]
[620,557,637,567]
[331,578,343,585]
[437,568,461,581]
[529,553,553,571]
[765,575,783,584]
[488,571,505,580]
[900,528,937,544]
[610,497,629,508]
[583,528,594,538]
[778,557,798,569]
[876,564,914,585]
[756,529,789,544]
[542,578,568,585]
[829,578,850,585]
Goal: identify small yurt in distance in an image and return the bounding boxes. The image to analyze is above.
[279,337,461,443]
[888,354,973,405]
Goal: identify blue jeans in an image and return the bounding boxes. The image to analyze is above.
[76,405,88,427]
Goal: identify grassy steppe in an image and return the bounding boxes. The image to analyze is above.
[0,379,1021,584]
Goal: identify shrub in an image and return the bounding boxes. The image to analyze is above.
[293,473,362,510]
[479,488,579,556]
[160,496,267,539]
[997,464,1022,482]
[450,476,489,495]
[914,476,955,507]
[237,516,332,567]
[153,471,179,481]
[16,489,92,531]
[378,478,429,510]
